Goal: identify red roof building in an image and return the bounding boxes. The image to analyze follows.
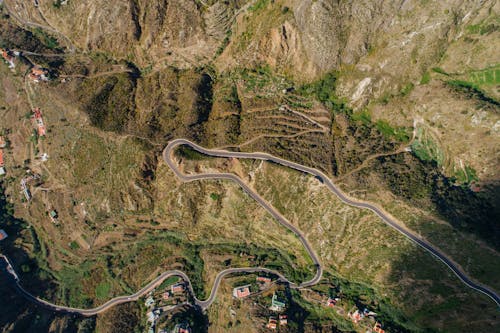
[233,285,251,298]
[374,323,385,333]
[266,317,277,330]
[32,108,46,136]
[171,282,185,294]
[257,276,272,284]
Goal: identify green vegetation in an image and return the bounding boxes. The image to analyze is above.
[351,109,371,125]
[468,65,500,86]
[446,80,499,107]
[376,119,410,142]
[454,165,478,185]
[432,67,449,75]
[215,30,232,56]
[95,282,111,300]
[158,276,179,290]
[297,72,349,114]
[410,128,444,165]
[209,193,220,201]
[175,146,207,160]
[32,28,60,50]
[400,83,414,96]
[249,0,269,12]
[420,72,431,84]
[466,20,498,35]
[69,241,80,250]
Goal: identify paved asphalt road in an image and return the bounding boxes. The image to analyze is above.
[165,139,500,308]
[1,138,498,317]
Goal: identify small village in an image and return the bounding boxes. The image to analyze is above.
[229,275,388,333]
[0,48,61,238]
[140,277,193,333]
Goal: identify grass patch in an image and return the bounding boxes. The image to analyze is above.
[175,146,207,160]
[420,72,431,84]
[69,241,80,250]
[351,109,371,125]
[158,276,179,290]
[375,119,410,142]
[249,0,269,12]
[297,72,349,114]
[468,65,500,86]
[410,128,444,166]
[446,80,499,107]
[32,28,60,50]
[95,282,111,300]
[432,67,449,76]
[454,165,478,185]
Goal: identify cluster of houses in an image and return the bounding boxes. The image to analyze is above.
[0,136,6,176]
[20,171,40,202]
[233,276,274,300]
[32,108,47,137]
[346,307,386,333]
[144,281,188,333]
[232,277,290,330]
[266,315,287,330]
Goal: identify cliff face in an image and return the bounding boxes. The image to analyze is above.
[6,0,497,89]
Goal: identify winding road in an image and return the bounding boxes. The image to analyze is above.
[1,139,499,317]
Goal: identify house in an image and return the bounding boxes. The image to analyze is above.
[232,285,251,298]
[0,229,8,241]
[29,66,50,82]
[363,308,377,317]
[373,322,385,333]
[0,167,5,176]
[279,314,287,325]
[0,149,4,166]
[270,293,286,312]
[145,296,155,307]
[348,309,363,323]
[326,297,339,307]
[266,317,277,330]
[162,291,170,300]
[0,49,15,68]
[22,187,32,201]
[256,276,272,284]
[0,136,6,148]
[171,282,185,294]
[32,108,46,136]
[49,210,58,223]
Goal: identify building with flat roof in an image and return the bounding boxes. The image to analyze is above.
[270,293,286,312]
[0,229,8,241]
[232,285,251,298]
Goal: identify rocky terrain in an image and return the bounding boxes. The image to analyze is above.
[0,0,498,332]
